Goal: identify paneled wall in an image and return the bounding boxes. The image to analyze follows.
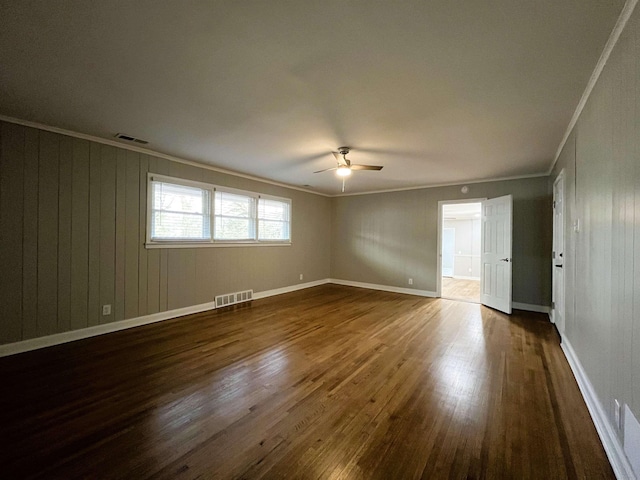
[551,4,640,440]
[331,176,551,306]
[442,218,481,278]
[0,122,331,344]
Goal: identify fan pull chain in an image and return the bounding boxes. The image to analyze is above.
[342,177,345,193]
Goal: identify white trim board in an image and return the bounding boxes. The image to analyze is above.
[0,279,330,358]
[329,278,437,298]
[253,279,330,300]
[561,338,636,479]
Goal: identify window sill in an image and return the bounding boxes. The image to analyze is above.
[145,242,292,249]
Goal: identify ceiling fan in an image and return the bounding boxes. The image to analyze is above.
[314,147,383,192]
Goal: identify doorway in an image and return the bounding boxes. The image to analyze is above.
[552,171,565,335]
[439,201,482,303]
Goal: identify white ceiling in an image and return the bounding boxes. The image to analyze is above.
[0,1,625,195]
[443,202,482,220]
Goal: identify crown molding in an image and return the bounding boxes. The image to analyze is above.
[0,114,329,198]
[332,172,549,197]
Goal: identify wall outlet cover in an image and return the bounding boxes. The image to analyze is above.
[102,305,111,316]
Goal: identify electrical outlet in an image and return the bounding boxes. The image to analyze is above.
[102,304,111,316]
[408,278,413,285]
[299,273,304,280]
[614,399,621,429]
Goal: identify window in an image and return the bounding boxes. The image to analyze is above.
[258,197,291,241]
[150,178,212,241]
[146,174,291,247]
[214,190,256,241]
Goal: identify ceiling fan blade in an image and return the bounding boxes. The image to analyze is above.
[314,167,338,173]
[332,151,348,166]
[350,164,383,171]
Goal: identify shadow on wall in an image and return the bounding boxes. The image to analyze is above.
[351,231,427,287]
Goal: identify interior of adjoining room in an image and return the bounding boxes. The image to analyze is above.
[440,202,482,303]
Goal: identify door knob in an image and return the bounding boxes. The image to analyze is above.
[500,258,510,262]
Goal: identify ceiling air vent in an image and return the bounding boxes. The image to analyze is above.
[114,133,149,145]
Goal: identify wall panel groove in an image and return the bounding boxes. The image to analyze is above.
[70,138,90,331]
[22,128,40,340]
[37,131,59,337]
[0,122,24,343]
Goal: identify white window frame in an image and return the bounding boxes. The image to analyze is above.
[145,173,292,248]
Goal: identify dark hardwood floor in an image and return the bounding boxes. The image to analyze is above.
[0,285,613,479]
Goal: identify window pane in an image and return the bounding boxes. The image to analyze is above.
[151,180,211,240]
[214,190,256,240]
[258,198,290,221]
[215,217,254,240]
[215,191,253,217]
[259,220,289,240]
[153,182,208,214]
[152,212,211,239]
[258,198,290,240]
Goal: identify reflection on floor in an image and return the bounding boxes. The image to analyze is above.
[442,277,480,303]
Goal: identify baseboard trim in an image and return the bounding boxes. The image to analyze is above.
[0,279,331,358]
[561,338,635,479]
[0,301,214,357]
[252,279,331,300]
[452,275,481,281]
[512,302,550,314]
[0,280,553,357]
[328,278,437,298]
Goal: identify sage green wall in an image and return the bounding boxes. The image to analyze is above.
[0,122,331,345]
[551,5,640,437]
[330,176,552,306]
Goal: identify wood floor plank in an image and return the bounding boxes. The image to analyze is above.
[0,285,613,479]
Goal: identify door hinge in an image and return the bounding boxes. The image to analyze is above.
[552,251,555,259]
[553,200,556,209]
[551,301,555,310]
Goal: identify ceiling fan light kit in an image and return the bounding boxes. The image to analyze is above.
[336,165,352,177]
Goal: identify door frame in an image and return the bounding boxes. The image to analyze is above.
[436,198,486,298]
[552,169,566,331]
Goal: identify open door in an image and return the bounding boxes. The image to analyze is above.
[481,195,512,314]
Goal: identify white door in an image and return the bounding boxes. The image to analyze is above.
[481,195,513,314]
[552,173,565,334]
[442,228,455,277]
